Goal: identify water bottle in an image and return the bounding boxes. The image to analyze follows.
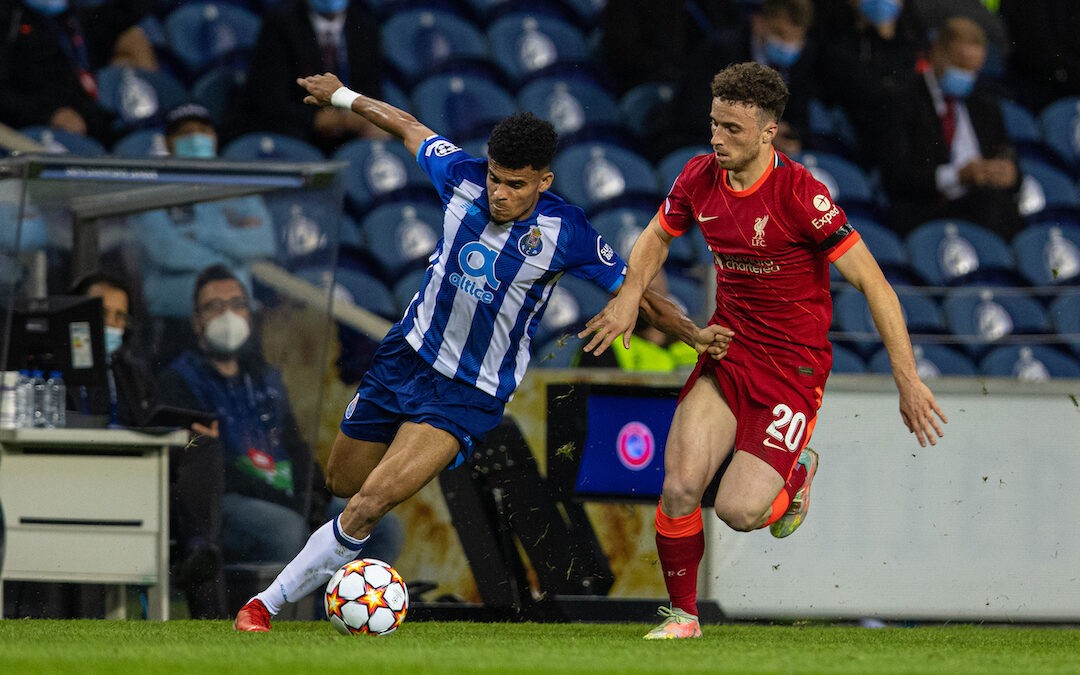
[29,369,46,428]
[0,371,18,429]
[44,370,66,429]
[13,370,32,428]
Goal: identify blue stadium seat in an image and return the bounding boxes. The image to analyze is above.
[849,216,913,282]
[222,133,324,161]
[19,127,106,156]
[656,145,711,193]
[465,0,597,27]
[380,8,490,87]
[833,285,945,356]
[410,73,517,141]
[1012,222,1080,286]
[1039,96,1080,174]
[390,267,429,315]
[830,343,866,374]
[192,65,246,126]
[619,82,676,140]
[979,345,1080,380]
[589,205,706,273]
[793,150,878,219]
[111,128,169,157]
[486,12,589,85]
[868,343,977,377]
[533,274,612,347]
[905,219,1018,286]
[1000,99,1043,143]
[664,272,710,324]
[551,141,659,214]
[1049,291,1080,359]
[1017,159,1080,224]
[95,65,188,132]
[264,193,340,267]
[517,75,623,143]
[806,98,858,158]
[332,138,431,217]
[941,288,1051,357]
[299,267,399,322]
[164,2,260,82]
[358,200,443,281]
[381,80,412,111]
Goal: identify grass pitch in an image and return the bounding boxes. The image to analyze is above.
[1,620,1078,674]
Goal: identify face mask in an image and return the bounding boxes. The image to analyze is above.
[173,133,216,158]
[25,0,68,16]
[764,38,802,69]
[860,0,901,25]
[203,311,250,355]
[309,0,348,15]
[104,326,124,360]
[939,66,977,99]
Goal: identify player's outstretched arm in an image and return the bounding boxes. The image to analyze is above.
[297,73,436,156]
[639,287,734,360]
[834,240,948,447]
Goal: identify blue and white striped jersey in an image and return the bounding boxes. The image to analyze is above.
[396,135,627,401]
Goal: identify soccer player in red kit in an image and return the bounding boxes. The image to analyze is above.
[580,62,948,639]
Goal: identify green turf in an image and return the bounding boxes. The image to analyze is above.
[1,620,1078,674]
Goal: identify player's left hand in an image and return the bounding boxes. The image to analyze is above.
[897,378,947,447]
[297,73,345,107]
[694,324,734,360]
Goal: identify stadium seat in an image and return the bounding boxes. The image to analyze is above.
[868,343,977,378]
[656,145,711,192]
[941,288,1051,357]
[793,151,878,219]
[516,75,624,143]
[979,345,1080,380]
[998,99,1063,170]
[589,205,706,273]
[486,12,589,85]
[380,8,491,87]
[830,343,866,374]
[358,200,443,281]
[551,141,659,215]
[410,73,517,141]
[905,219,1017,286]
[391,268,429,315]
[95,65,189,133]
[1038,96,1080,174]
[192,65,246,126]
[222,133,324,161]
[806,98,858,158]
[164,2,260,82]
[111,128,169,157]
[1048,291,1080,359]
[263,192,340,267]
[533,274,612,348]
[848,216,913,282]
[299,267,399,322]
[833,285,945,356]
[664,272,710,324]
[332,138,431,217]
[1012,222,1080,286]
[619,82,676,140]
[19,127,106,156]
[1017,159,1080,224]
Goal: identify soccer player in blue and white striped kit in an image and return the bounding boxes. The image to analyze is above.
[235,72,734,631]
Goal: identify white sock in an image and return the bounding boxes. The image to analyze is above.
[255,515,368,615]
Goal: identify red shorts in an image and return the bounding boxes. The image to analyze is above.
[681,353,825,480]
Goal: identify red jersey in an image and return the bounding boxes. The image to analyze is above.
[658,149,860,382]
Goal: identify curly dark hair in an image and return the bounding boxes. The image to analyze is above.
[486,112,558,170]
[710,62,790,125]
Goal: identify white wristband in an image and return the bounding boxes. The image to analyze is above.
[330,86,360,110]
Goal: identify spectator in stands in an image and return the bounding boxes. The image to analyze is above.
[1000,0,1080,111]
[877,16,1023,238]
[0,0,156,147]
[130,102,275,365]
[646,0,818,160]
[814,0,928,167]
[224,0,386,153]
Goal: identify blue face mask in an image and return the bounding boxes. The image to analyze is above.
[25,0,68,16]
[104,326,124,360]
[939,66,977,99]
[309,0,348,15]
[764,38,802,69]
[172,133,216,158]
[860,0,901,25]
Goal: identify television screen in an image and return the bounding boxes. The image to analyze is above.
[4,295,108,388]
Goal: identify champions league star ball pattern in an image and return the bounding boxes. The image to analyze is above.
[325,559,409,636]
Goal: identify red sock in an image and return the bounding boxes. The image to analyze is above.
[654,504,705,617]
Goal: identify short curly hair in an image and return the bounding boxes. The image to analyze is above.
[710,62,790,125]
[487,112,558,170]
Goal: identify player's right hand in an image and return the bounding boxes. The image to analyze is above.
[297,73,345,107]
[578,294,639,355]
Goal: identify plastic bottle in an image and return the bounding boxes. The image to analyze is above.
[29,369,46,428]
[13,369,32,428]
[44,370,66,429]
[1,371,18,429]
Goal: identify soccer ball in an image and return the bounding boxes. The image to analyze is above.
[324,558,409,636]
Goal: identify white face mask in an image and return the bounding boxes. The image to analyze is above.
[203,310,250,355]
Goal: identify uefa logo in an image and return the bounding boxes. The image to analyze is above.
[616,421,655,471]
